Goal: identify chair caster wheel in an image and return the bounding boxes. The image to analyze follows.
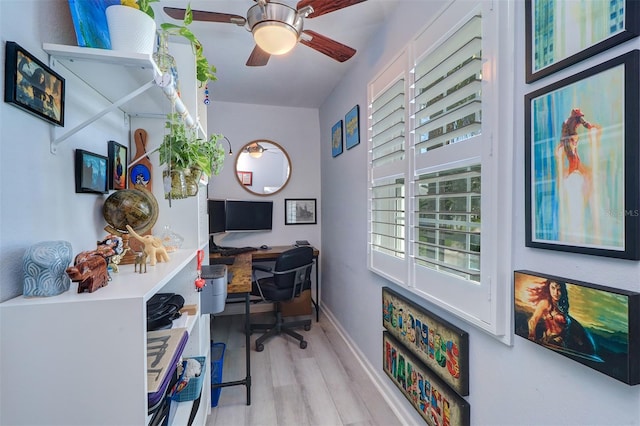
[256,343,264,352]
[304,324,311,331]
[300,340,307,349]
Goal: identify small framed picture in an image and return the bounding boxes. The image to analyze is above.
[285,198,317,225]
[75,149,108,194]
[4,41,65,126]
[108,140,128,190]
[345,105,360,149]
[331,120,343,157]
[237,171,253,186]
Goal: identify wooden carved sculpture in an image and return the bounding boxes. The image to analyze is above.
[66,251,109,293]
[125,225,170,266]
[134,251,147,273]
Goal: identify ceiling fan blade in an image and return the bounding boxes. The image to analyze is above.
[300,30,356,62]
[163,7,247,26]
[246,45,271,67]
[296,0,367,18]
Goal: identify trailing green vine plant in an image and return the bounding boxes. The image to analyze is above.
[160,3,217,85]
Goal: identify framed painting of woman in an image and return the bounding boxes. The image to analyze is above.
[524,50,639,259]
[514,270,640,385]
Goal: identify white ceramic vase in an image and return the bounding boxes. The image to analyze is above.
[106,5,156,54]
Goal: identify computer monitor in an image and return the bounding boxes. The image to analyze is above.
[208,199,226,234]
[225,200,273,232]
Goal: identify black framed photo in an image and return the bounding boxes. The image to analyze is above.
[4,41,65,126]
[525,0,640,83]
[524,50,640,259]
[75,149,108,194]
[514,270,640,385]
[107,140,128,190]
[285,199,317,225]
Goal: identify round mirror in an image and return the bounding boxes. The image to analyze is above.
[235,140,291,196]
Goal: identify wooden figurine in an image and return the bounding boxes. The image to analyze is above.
[126,225,170,266]
[66,251,109,293]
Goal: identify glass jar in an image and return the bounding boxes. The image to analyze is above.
[163,168,187,200]
[160,225,184,253]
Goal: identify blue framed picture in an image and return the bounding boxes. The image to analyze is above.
[331,120,343,157]
[67,0,119,49]
[345,105,360,150]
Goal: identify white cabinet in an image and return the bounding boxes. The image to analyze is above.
[0,249,209,425]
[0,44,211,426]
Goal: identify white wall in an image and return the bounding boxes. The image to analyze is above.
[205,101,321,250]
[318,1,640,425]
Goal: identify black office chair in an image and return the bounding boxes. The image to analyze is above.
[250,246,314,352]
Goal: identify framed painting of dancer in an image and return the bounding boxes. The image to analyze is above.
[524,50,640,259]
[514,270,640,385]
[525,0,640,83]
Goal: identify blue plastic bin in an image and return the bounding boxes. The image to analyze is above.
[210,342,226,407]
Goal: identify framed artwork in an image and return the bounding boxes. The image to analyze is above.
[67,0,119,49]
[383,332,470,426]
[285,199,317,225]
[345,105,360,149]
[237,171,253,186]
[4,41,65,126]
[108,140,128,190]
[524,50,640,259]
[75,149,108,194]
[331,120,343,157]
[514,270,640,385]
[525,0,640,83]
[382,286,469,396]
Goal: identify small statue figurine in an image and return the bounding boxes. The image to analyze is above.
[134,251,147,273]
[97,235,126,273]
[126,225,170,266]
[66,251,109,293]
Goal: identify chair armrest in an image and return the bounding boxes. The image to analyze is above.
[252,264,272,273]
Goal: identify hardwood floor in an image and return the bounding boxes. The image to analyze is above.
[206,313,402,426]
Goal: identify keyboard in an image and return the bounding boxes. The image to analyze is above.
[216,246,258,256]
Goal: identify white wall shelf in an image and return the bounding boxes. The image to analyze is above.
[42,43,200,153]
[0,41,212,425]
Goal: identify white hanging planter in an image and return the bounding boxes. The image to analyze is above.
[106,5,156,55]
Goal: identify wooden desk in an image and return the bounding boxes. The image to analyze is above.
[231,245,320,321]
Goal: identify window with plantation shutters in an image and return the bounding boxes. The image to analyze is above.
[413,14,482,153]
[371,78,405,168]
[414,165,481,282]
[368,53,408,284]
[412,12,483,284]
[367,0,514,342]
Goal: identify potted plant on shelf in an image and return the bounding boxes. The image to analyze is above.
[106,0,159,54]
[160,3,217,85]
[159,113,226,200]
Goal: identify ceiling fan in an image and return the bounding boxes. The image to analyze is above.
[163,0,366,67]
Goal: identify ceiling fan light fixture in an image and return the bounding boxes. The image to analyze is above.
[253,22,298,55]
[245,143,265,158]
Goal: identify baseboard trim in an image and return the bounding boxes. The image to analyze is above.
[320,306,415,426]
